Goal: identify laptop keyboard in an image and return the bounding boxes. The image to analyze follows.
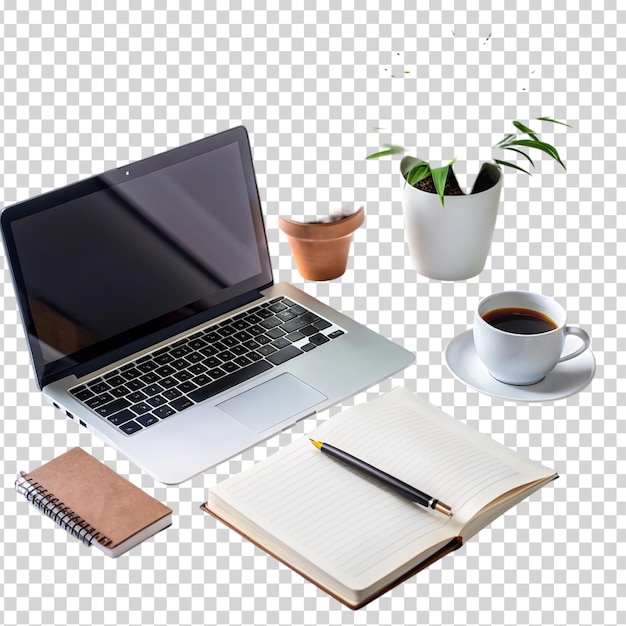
[69,297,345,436]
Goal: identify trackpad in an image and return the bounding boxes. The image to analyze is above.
[217,373,327,433]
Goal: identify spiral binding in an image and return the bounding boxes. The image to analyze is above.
[15,472,111,547]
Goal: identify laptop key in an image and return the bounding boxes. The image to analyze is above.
[328,329,345,339]
[105,375,126,387]
[160,376,179,389]
[120,420,143,435]
[276,309,298,322]
[188,359,273,404]
[137,414,159,428]
[156,364,176,377]
[170,345,192,358]
[88,381,111,394]
[265,345,303,366]
[230,344,248,356]
[177,381,197,394]
[310,333,330,346]
[120,367,142,380]
[131,402,152,415]
[256,344,277,356]
[85,393,114,409]
[170,397,195,412]
[188,338,207,350]
[125,378,145,391]
[95,397,131,417]
[281,317,308,333]
[313,318,332,331]
[193,373,212,387]
[234,355,252,367]
[186,351,203,364]
[271,337,291,350]
[217,349,236,362]
[136,360,159,373]
[110,385,130,398]
[143,383,165,396]
[140,372,160,385]
[72,388,94,402]
[268,301,288,313]
[260,316,282,330]
[162,388,183,401]
[127,391,147,403]
[266,327,285,339]
[153,405,175,419]
[154,353,175,365]
[107,409,136,426]
[147,394,168,408]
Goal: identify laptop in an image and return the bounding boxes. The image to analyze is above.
[1,126,414,484]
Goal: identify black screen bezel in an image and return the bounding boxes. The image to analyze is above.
[1,126,274,389]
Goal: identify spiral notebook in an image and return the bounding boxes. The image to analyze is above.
[15,448,172,557]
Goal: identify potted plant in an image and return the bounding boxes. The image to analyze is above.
[367,118,570,281]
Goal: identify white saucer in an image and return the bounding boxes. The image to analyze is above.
[444,329,596,402]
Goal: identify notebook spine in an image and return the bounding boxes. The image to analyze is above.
[15,472,111,547]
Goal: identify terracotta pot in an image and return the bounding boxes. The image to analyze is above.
[278,207,364,281]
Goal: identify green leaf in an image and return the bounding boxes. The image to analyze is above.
[430,165,449,206]
[495,133,516,147]
[506,139,566,169]
[512,120,537,135]
[494,159,532,175]
[400,156,429,180]
[430,158,457,206]
[503,147,535,168]
[406,163,431,185]
[536,117,572,127]
[366,144,405,159]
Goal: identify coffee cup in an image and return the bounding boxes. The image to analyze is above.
[473,291,591,386]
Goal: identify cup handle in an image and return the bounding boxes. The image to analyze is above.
[558,327,591,363]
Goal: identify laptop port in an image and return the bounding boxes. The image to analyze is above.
[66,411,74,420]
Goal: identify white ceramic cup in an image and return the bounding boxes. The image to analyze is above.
[473,291,591,386]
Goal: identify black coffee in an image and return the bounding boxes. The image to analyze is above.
[482,307,557,335]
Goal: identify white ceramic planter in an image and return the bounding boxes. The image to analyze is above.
[402,167,503,281]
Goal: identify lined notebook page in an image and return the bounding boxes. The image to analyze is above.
[210,388,545,585]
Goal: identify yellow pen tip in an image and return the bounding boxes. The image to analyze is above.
[310,439,323,450]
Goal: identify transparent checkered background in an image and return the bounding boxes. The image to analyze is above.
[1,2,623,625]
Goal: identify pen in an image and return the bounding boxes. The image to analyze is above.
[310,439,453,517]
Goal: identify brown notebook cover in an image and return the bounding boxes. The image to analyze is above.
[16,448,172,557]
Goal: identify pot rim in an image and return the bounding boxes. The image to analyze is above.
[401,160,503,197]
[278,206,364,240]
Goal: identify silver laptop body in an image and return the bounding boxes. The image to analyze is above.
[1,127,413,484]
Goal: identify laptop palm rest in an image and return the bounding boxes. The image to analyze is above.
[217,373,327,433]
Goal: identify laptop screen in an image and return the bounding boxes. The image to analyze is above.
[1,127,273,387]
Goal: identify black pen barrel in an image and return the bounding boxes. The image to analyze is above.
[321,443,432,508]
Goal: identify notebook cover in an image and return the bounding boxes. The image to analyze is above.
[26,448,172,549]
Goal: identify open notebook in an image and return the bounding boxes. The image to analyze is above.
[202,387,557,609]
